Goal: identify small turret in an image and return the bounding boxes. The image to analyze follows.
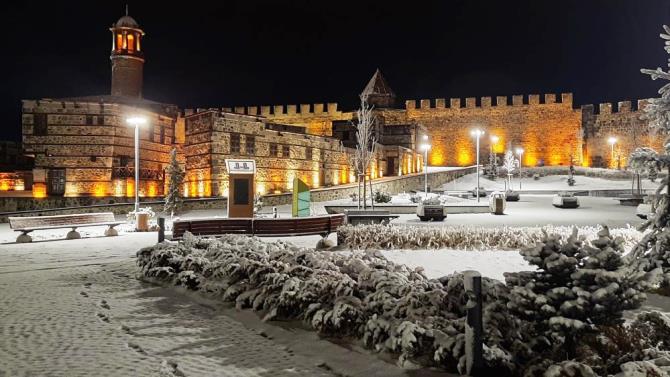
[361,69,396,108]
[109,6,145,98]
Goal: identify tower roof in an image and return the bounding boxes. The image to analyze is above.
[361,69,396,98]
[115,15,139,28]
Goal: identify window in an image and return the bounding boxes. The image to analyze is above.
[86,115,93,125]
[160,126,165,144]
[282,145,290,158]
[116,33,123,51]
[34,114,47,136]
[97,116,104,125]
[127,34,135,52]
[269,143,278,157]
[245,135,255,155]
[230,133,241,154]
[305,147,313,160]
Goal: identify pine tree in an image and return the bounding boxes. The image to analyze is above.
[628,24,670,286]
[505,227,653,362]
[164,148,184,218]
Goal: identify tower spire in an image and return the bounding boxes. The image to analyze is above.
[125,4,129,16]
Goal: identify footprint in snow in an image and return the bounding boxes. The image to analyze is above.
[120,325,135,336]
[80,291,88,297]
[158,360,185,377]
[127,342,147,355]
[83,282,92,288]
[96,312,110,323]
[99,300,110,310]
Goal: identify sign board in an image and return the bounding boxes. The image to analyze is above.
[226,159,256,218]
[225,159,256,174]
[292,178,311,217]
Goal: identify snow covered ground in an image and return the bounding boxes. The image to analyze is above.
[443,172,658,192]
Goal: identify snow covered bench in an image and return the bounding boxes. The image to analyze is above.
[8,212,124,243]
[172,214,345,239]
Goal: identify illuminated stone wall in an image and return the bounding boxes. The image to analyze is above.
[22,98,178,197]
[581,100,664,168]
[223,103,352,137]
[400,94,582,167]
[184,110,356,198]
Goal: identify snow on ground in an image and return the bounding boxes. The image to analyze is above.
[381,249,531,281]
[443,172,658,192]
[0,225,411,377]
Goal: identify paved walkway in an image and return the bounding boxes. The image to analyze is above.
[0,229,416,377]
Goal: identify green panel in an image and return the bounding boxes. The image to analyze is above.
[292,178,311,217]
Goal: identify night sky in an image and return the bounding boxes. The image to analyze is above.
[2,0,670,141]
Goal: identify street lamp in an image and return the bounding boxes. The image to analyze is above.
[515,147,524,190]
[127,116,147,213]
[608,137,617,169]
[420,135,431,198]
[471,129,485,202]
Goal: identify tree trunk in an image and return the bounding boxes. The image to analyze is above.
[357,177,362,209]
[362,175,367,210]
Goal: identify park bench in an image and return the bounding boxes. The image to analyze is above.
[344,210,399,226]
[617,196,645,207]
[8,212,124,243]
[171,214,345,239]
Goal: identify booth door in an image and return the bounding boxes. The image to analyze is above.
[228,174,254,218]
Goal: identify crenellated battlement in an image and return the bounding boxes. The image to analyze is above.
[404,93,574,110]
[580,99,651,115]
[194,103,343,117]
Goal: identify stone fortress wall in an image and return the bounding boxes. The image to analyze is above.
[581,100,664,168]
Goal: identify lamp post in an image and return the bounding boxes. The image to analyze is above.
[608,137,617,169]
[420,135,431,198]
[490,135,499,178]
[515,147,524,190]
[126,116,147,213]
[471,129,484,202]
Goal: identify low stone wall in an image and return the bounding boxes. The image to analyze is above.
[262,167,476,206]
[0,197,227,222]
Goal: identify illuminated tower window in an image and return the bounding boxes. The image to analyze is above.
[127,34,135,52]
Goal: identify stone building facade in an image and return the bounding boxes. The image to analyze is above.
[17,11,663,199]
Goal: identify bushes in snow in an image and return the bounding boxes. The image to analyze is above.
[337,224,644,252]
[137,233,519,374]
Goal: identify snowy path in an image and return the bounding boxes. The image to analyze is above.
[0,230,420,377]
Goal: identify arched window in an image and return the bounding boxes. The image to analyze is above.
[116,33,123,51]
[127,34,135,52]
[136,35,141,51]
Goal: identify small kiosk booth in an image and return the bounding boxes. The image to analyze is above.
[225,159,256,218]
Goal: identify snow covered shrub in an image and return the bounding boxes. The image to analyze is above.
[373,191,392,203]
[337,224,644,252]
[137,233,520,374]
[504,227,658,372]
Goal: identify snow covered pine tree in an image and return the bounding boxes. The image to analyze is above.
[629,23,670,287]
[164,148,184,219]
[504,227,656,373]
[503,149,517,190]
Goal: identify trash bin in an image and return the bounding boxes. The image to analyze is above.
[489,192,506,215]
[136,212,149,231]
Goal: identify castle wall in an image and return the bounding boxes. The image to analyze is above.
[581,100,663,168]
[184,110,360,198]
[22,99,177,197]
[401,93,583,167]
[225,103,352,137]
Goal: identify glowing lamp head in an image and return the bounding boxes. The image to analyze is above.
[515,147,524,155]
[608,137,617,145]
[470,129,485,137]
[422,134,429,141]
[126,116,147,126]
[420,143,431,152]
[491,135,499,144]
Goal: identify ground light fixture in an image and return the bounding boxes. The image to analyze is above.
[126,116,147,212]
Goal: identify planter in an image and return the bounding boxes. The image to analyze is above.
[552,195,580,209]
[505,191,520,202]
[416,204,447,221]
[471,187,487,197]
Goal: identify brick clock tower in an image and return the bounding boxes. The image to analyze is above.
[109,8,145,98]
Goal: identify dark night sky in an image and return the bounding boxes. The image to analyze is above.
[2,0,670,141]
